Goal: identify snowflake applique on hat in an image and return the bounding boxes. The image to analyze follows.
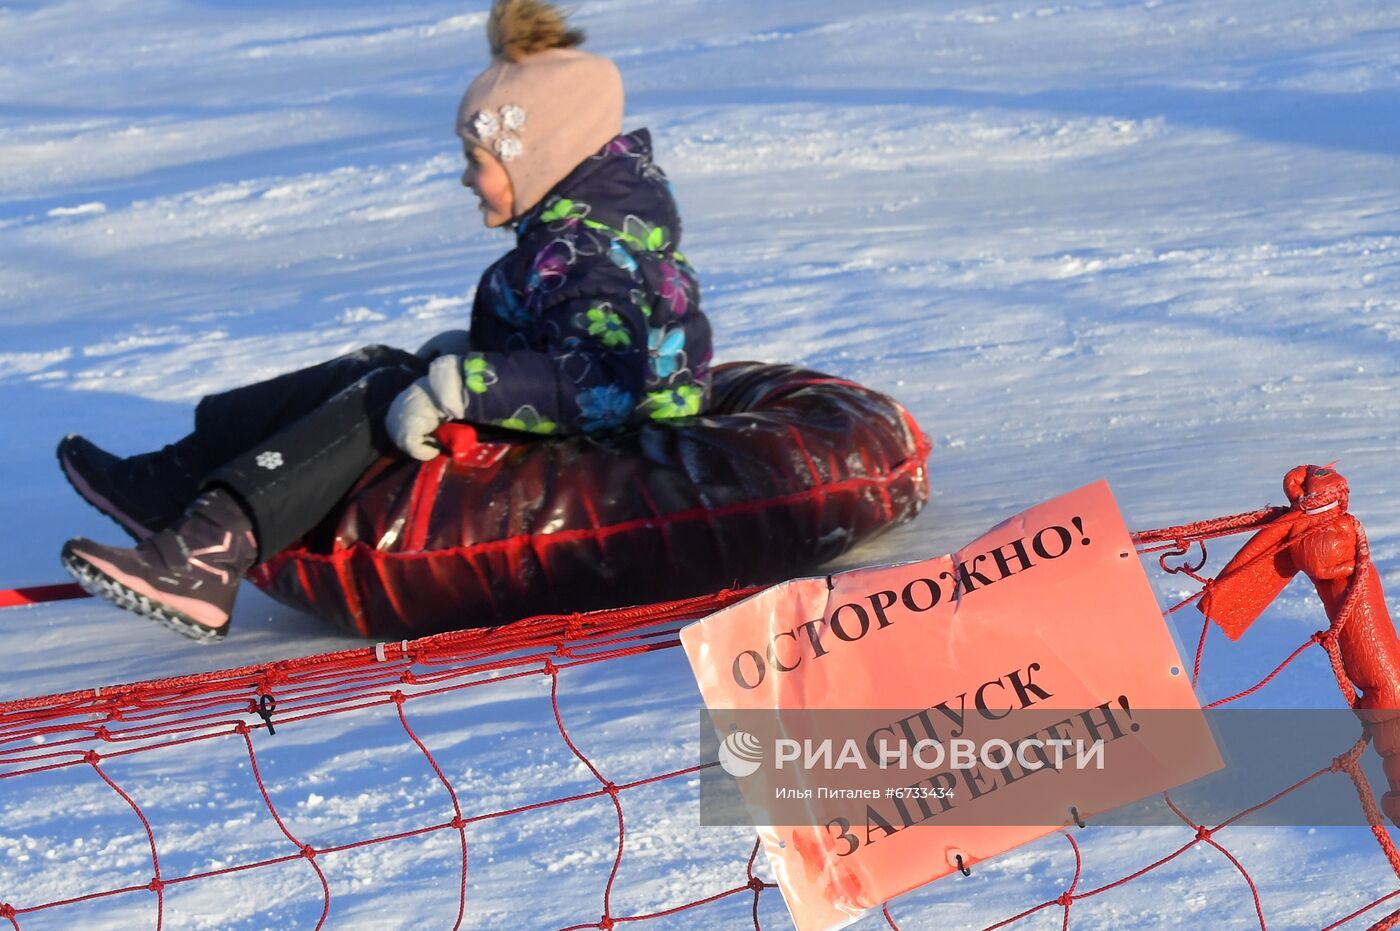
[473,104,527,162]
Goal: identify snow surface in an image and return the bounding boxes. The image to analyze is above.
[3,0,1400,928]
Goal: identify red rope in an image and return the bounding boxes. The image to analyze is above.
[3,501,1399,929]
[1202,636,1322,709]
[1191,614,1210,684]
[1320,888,1400,930]
[89,755,165,930]
[546,660,626,930]
[1060,833,1082,931]
[0,582,86,608]
[1202,836,1267,931]
[1160,794,1267,930]
[1334,737,1400,878]
[981,832,1085,930]
[237,724,331,929]
[746,839,773,929]
[1131,506,1286,547]
[394,692,468,930]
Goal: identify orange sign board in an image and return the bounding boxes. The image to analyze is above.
[681,481,1220,930]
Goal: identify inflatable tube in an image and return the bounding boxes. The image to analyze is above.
[249,362,931,636]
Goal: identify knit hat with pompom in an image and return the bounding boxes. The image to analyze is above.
[457,0,624,219]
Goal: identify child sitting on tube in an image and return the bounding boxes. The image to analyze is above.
[58,0,712,641]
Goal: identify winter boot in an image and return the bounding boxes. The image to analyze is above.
[58,434,207,541]
[61,487,258,643]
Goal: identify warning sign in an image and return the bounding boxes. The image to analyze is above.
[681,481,1221,931]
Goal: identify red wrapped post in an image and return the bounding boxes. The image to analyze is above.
[1200,465,1400,823]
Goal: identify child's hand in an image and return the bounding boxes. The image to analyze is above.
[386,356,468,460]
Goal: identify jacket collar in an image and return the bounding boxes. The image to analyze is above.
[513,128,676,244]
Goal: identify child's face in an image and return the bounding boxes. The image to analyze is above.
[461,144,515,228]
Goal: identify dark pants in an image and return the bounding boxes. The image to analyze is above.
[194,345,426,559]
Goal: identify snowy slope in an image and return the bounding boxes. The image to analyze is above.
[3,0,1400,928]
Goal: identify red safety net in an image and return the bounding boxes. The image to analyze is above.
[2,503,1400,929]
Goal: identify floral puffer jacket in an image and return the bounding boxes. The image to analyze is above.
[459,128,711,435]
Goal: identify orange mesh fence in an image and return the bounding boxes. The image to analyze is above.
[2,504,1399,929]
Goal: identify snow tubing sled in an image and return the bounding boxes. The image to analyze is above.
[248,361,931,636]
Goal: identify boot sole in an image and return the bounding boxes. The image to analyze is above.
[57,439,155,543]
[62,544,228,644]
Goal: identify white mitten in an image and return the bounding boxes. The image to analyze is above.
[387,356,468,461]
[414,329,473,361]
[426,354,467,420]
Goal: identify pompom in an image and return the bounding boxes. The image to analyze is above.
[487,0,586,63]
